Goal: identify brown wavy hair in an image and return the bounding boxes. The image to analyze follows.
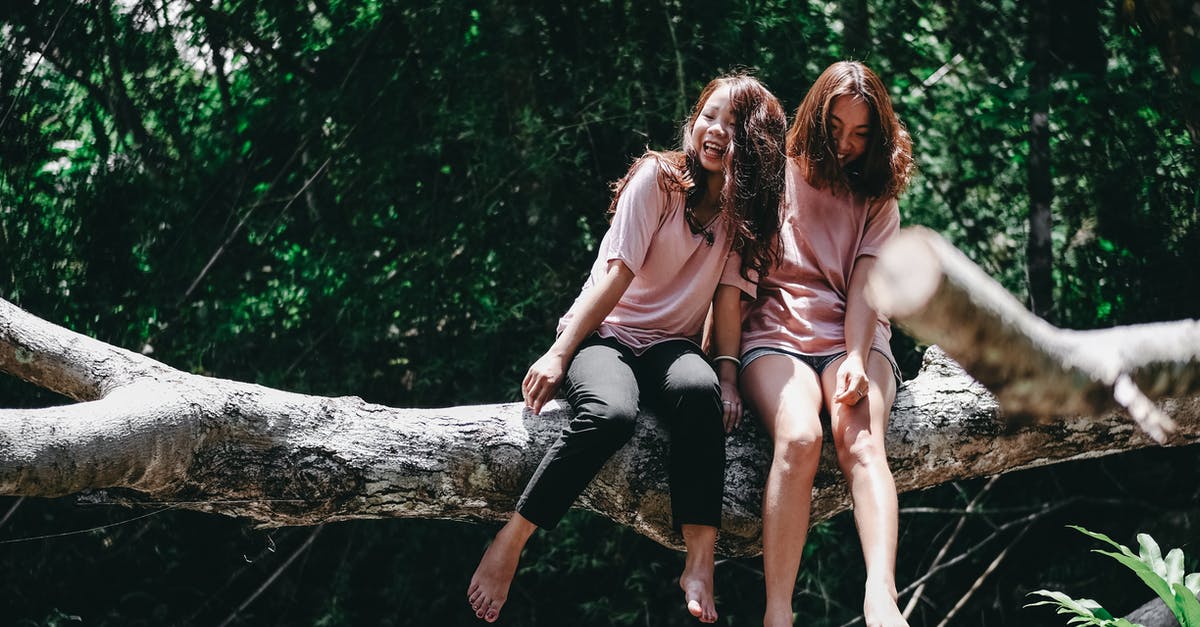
[607,73,787,281]
[786,61,913,200]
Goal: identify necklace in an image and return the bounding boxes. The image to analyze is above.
[685,206,717,247]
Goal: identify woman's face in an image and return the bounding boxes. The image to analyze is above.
[691,85,736,174]
[829,95,871,166]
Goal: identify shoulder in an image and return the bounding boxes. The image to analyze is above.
[627,151,689,195]
[866,195,900,219]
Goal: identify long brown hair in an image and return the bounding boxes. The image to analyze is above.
[608,73,786,281]
[786,61,913,200]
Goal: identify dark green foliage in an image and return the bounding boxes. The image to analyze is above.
[0,0,1197,624]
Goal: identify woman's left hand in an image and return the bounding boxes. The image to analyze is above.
[834,354,871,406]
[720,379,743,433]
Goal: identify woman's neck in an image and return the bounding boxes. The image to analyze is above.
[694,174,724,221]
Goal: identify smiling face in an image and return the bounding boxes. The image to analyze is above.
[829,95,871,166]
[690,84,736,174]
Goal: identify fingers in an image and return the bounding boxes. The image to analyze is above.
[835,370,871,405]
[722,397,742,433]
[522,372,560,415]
[531,384,557,415]
[835,380,871,405]
[521,370,534,407]
[720,383,743,432]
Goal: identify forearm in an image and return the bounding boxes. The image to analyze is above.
[710,284,743,384]
[548,260,635,358]
[844,255,879,359]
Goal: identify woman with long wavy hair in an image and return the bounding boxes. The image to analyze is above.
[468,73,786,624]
[740,61,914,627]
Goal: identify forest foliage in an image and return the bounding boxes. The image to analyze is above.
[0,0,1198,625]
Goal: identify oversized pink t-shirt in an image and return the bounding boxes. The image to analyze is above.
[741,160,900,359]
[558,158,756,353]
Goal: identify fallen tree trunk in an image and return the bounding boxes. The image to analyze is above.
[1,229,1198,557]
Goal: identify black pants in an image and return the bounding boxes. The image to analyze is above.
[516,335,725,530]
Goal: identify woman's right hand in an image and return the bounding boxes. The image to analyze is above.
[522,351,568,415]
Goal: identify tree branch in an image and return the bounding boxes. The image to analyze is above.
[1,229,1199,556]
[867,226,1200,443]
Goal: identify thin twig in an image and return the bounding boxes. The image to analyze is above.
[934,519,1035,627]
[0,6,72,133]
[898,504,1040,515]
[182,531,291,626]
[0,506,176,545]
[902,476,999,619]
[217,524,323,627]
[658,0,687,122]
[0,496,26,530]
[838,496,1079,627]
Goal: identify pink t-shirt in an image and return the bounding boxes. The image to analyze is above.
[741,159,900,359]
[558,158,756,353]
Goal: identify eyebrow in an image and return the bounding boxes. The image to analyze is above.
[831,114,870,129]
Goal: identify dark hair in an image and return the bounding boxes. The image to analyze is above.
[786,61,913,200]
[608,73,786,281]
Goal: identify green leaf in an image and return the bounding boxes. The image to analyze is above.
[1174,582,1200,627]
[1093,549,1177,620]
[1026,590,1122,625]
[1071,526,1137,559]
[1138,534,1168,578]
[1166,548,1186,585]
[1186,573,1200,596]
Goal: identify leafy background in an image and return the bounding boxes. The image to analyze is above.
[0,0,1197,625]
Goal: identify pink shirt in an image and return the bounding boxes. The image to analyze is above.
[741,159,900,359]
[558,158,756,353]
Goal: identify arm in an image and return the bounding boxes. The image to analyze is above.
[711,284,744,432]
[522,260,635,415]
[834,255,879,405]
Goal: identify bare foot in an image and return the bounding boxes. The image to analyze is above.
[679,563,718,623]
[863,580,908,627]
[468,518,535,623]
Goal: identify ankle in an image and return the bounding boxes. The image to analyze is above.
[680,524,717,569]
[494,518,536,549]
[864,577,898,598]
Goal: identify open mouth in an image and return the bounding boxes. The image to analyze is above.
[702,141,727,160]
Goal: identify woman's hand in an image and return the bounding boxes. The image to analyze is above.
[720,379,743,433]
[522,351,569,415]
[833,353,871,406]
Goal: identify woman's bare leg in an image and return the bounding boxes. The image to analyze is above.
[742,355,825,627]
[822,353,906,627]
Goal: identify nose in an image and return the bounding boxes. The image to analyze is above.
[835,129,849,155]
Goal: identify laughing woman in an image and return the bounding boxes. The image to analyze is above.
[739,61,914,627]
[467,73,786,624]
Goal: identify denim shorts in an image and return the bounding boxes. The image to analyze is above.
[741,346,903,388]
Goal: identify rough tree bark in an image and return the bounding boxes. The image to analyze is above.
[1,229,1199,560]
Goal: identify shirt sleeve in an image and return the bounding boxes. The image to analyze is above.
[857,197,900,259]
[719,250,758,298]
[601,160,668,276]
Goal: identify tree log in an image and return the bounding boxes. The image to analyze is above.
[868,226,1200,443]
[2,229,1199,557]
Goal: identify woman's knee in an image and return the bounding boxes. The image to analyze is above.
[834,428,887,472]
[573,397,639,443]
[661,367,721,414]
[773,427,823,472]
